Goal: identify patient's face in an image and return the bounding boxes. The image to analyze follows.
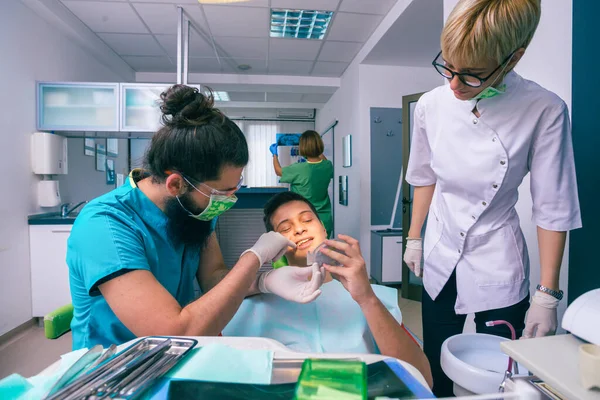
[270,201,327,264]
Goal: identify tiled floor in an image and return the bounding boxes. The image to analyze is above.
[0,324,72,380]
[0,298,423,381]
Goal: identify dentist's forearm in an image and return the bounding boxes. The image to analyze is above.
[407,185,435,238]
[180,252,261,335]
[537,227,566,291]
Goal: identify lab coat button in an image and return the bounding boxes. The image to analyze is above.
[473,119,479,124]
[500,160,506,165]
[460,232,465,237]
[492,137,497,142]
[471,215,476,220]
[458,249,462,254]
[482,201,487,206]
[493,184,498,189]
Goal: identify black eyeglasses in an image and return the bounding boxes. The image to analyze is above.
[432,51,516,88]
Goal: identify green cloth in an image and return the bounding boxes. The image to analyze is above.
[0,374,32,399]
[280,160,333,238]
[272,256,288,269]
[166,343,273,385]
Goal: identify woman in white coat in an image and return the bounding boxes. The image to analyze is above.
[403,0,582,396]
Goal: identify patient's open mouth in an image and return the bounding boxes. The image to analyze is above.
[296,237,314,250]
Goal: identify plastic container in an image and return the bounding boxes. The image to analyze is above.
[307,240,346,267]
[295,359,367,400]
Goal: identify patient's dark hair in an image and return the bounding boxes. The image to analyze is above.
[144,85,248,182]
[264,192,320,232]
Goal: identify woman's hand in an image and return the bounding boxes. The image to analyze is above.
[320,234,375,306]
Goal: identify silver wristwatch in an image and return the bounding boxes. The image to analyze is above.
[536,284,564,300]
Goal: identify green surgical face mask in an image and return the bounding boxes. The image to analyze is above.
[472,83,507,100]
[177,193,237,221]
[178,176,238,221]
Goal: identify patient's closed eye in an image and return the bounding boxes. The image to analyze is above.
[278,224,291,233]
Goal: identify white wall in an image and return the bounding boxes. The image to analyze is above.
[58,138,130,205]
[316,63,362,239]
[443,0,574,332]
[0,0,129,336]
[317,62,440,271]
[357,65,441,268]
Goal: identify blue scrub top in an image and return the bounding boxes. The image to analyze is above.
[67,170,215,350]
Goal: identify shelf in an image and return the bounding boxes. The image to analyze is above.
[501,334,600,400]
[44,104,114,109]
[125,106,157,110]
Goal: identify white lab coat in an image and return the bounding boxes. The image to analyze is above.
[405,71,582,314]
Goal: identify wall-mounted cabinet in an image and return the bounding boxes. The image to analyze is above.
[121,84,168,132]
[37,82,201,134]
[37,82,119,132]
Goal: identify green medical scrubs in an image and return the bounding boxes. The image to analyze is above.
[280,159,333,238]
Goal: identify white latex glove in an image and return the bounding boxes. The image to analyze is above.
[241,231,296,266]
[258,262,325,304]
[522,291,559,339]
[403,238,423,277]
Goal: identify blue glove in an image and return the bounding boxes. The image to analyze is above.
[269,143,278,156]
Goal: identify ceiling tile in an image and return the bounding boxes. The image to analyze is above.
[318,41,362,62]
[221,58,268,74]
[271,0,340,11]
[62,1,148,33]
[189,57,223,73]
[269,38,322,61]
[132,3,182,34]
[228,92,266,102]
[266,92,304,102]
[215,37,268,59]
[203,6,269,37]
[200,0,270,7]
[122,56,175,72]
[154,32,216,58]
[268,60,313,75]
[312,61,348,76]
[326,12,382,42]
[339,0,397,15]
[301,93,333,103]
[98,33,164,56]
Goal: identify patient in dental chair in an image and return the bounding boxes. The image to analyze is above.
[222,192,432,387]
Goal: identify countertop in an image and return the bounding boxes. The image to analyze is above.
[28,212,77,225]
[501,334,600,400]
[236,187,288,194]
[28,188,289,225]
[371,228,403,237]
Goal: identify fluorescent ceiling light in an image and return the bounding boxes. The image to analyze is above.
[270,8,334,40]
[210,91,230,101]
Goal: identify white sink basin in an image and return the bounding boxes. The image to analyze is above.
[441,333,529,395]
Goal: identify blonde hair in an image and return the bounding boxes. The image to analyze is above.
[441,0,541,67]
[299,130,324,158]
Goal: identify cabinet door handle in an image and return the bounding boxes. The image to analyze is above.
[51,230,72,233]
[396,241,403,244]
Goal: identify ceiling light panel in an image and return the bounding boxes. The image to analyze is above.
[270,8,334,40]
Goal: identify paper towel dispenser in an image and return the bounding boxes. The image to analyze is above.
[31,132,68,175]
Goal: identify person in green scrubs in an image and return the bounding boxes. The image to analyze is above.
[67,85,325,349]
[270,130,333,238]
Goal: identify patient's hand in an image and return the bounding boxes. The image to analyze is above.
[320,235,375,306]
